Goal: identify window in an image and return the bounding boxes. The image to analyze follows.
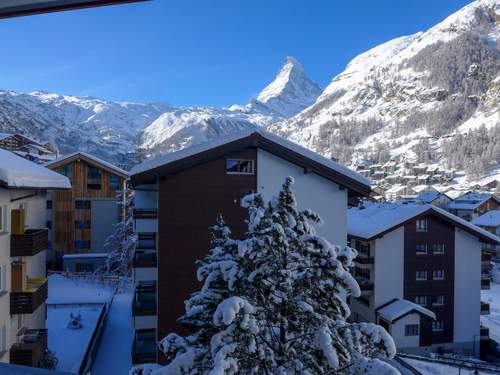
[432,296,444,306]
[75,220,91,229]
[56,164,73,181]
[74,240,91,249]
[415,296,427,306]
[432,244,445,254]
[87,166,102,189]
[355,241,370,256]
[405,324,419,336]
[432,270,445,280]
[416,219,427,232]
[226,159,255,174]
[416,270,427,281]
[75,200,91,209]
[109,174,121,191]
[0,205,6,232]
[416,244,428,254]
[432,321,444,332]
[46,200,53,209]
[77,263,95,273]
[46,221,52,229]
[354,267,370,280]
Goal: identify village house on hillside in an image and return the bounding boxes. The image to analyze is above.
[347,203,498,357]
[45,152,128,271]
[448,192,500,222]
[0,149,70,368]
[0,133,57,164]
[129,129,371,364]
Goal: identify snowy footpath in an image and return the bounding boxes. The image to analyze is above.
[92,292,134,375]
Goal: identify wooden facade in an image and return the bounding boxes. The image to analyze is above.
[47,154,128,260]
[157,148,257,350]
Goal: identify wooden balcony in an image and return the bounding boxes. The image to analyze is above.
[132,329,156,364]
[133,250,157,268]
[481,277,491,290]
[481,301,490,315]
[10,329,47,367]
[132,281,156,316]
[10,278,48,315]
[133,208,158,219]
[11,229,48,257]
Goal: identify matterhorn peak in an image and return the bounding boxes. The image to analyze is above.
[255,56,322,117]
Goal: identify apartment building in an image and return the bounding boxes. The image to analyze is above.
[0,149,70,367]
[46,152,128,270]
[129,129,371,364]
[0,133,56,164]
[347,202,499,357]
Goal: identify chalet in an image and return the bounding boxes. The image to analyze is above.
[348,203,498,356]
[0,133,56,164]
[472,211,500,260]
[0,149,70,368]
[129,129,371,364]
[385,185,416,201]
[448,192,500,222]
[46,152,128,270]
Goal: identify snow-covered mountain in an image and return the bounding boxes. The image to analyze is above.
[270,0,499,180]
[0,0,497,183]
[0,57,321,164]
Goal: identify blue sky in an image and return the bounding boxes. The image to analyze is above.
[0,0,471,107]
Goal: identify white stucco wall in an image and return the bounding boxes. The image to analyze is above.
[454,228,481,348]
[134,315,156,330]
[374,226,405,308]
[391,313,421,349]
[0,189,10,363]
[135,219,157,233]
[257,150,348,246]
[135,188,158,209]
[134,267,157,282]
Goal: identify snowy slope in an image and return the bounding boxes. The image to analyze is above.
[269,0,499,178]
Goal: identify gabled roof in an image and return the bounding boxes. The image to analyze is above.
[347,202,499,244]
[0,149,70,189]
[130,129,371,197]
[416,191,443,203]
[376,299,435,323]
[472,210,500,228]
[448,192,500,210]
[46,152,129,178]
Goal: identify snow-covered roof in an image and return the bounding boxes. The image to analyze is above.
[448,192,499,210]
[472,211,500,228]
[131,129,370,194]
[416,191,441,203]
[385,185,408,194]
[0,149,71,189]
[46,152,129,177]
[376,299,436,323]
[348,202,500,243]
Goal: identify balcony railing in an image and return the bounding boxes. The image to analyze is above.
[355,257,374,265]
[482,252,492,262]
[10,278,48,315]
[480,325,489,339]
[356,278,374,292]
[481,301,490,315]
[9,329,47,367]
[133,250,157,268]
[132,282,156,316]
[137,233,156,250]
[132,329,156,364]
[481,277,491,290]
[133,208,158,219]
[11,229,48,257]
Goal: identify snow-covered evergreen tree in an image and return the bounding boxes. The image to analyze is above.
[99,187,137,276]
[132,178,398,375]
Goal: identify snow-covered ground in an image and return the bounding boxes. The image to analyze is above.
[404,358,498,374]
[92,292,134,375]
[47,305,104,373]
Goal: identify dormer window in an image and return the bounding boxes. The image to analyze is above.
[226,159,255,175]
